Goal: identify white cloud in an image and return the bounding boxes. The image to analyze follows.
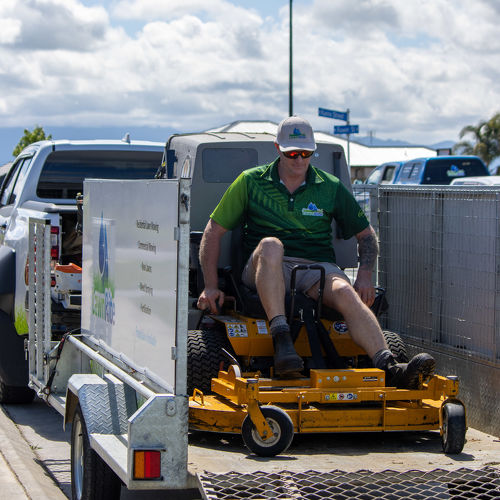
[0,0,499,144]
[0,17,22,44]
[0,0,111,51]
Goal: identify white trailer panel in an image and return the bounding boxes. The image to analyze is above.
[81,179,180,393]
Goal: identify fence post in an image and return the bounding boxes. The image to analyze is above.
[431,191,444,344]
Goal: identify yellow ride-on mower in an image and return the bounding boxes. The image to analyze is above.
[188,265,466,457]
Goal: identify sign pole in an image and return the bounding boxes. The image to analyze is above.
[289,0,293,116]
[346,108,351,173]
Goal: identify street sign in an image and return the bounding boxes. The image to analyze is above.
[334,124,359,135]
[318,107,348,122]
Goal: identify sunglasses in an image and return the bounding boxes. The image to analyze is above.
[283,150,314,159]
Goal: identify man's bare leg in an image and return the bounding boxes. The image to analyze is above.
[307,275,386,357]
[250,237,303,375]
[307,275,435,389]
[252,237,286,320]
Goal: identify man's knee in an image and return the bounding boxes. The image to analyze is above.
[328,279,361,310]
[255,237,284,263]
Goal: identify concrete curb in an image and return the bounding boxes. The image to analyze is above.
[0,405,67,499]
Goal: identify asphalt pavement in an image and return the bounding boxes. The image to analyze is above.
[0,402,66,500]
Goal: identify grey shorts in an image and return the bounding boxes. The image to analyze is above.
[242,255,350,293]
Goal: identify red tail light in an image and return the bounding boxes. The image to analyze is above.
[133,450,161,480]
[50,226,59,259]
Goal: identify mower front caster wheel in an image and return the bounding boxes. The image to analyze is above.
[242,405,294,457]
[441,402,466,454]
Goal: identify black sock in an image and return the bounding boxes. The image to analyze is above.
[269,315,289,335]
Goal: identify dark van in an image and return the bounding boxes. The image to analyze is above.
[394,156,489,185]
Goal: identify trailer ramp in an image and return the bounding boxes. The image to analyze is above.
[198,466,499,499]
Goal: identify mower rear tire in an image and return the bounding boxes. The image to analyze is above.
[187,328,233,396]
[441,402,466,454]
[382,330,409,363]
[242,405,294,457]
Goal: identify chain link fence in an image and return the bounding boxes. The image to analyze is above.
[352,184,500,437]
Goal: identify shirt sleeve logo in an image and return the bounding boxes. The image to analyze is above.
[302,202,324,217]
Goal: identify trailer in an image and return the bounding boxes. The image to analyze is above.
[24,134,480,500]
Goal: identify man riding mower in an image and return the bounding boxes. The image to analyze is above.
[189,117,463,457]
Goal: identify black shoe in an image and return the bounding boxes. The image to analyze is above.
[272,328,304,376]
[386,353,435,389]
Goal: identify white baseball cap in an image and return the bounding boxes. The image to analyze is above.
[276,116,316,152]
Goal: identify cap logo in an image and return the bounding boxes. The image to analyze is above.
[289,127,306,139]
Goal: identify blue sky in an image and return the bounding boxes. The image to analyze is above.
[1,0,499,162]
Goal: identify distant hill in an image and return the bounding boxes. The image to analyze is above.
[355,136,455,149]
[354,136,414,147]
[430,140,455,150]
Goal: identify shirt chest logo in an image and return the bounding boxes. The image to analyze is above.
[302,202,324,217]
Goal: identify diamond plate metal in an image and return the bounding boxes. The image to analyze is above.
[69,373,131,434]
[198,467,500,500]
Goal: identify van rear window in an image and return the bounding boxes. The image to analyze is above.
[202,148,258,182]
[37,150,163,199]
[423,158,488,184]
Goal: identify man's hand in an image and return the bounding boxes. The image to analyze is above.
[353,269,375,307]
[197,288,225,314]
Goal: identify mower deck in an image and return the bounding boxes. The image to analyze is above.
[189,365,461,435]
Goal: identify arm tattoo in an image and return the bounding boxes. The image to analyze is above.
[358,232,379,271]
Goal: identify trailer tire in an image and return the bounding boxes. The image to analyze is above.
[0,381,35,404]
[382,330,409,363]
[242,406,294,457]
[187,328,233,395]
[441,402,466,454]
[71,404,121,500]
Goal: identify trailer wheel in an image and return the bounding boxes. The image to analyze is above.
[187,328,233,395]
[0,381,35,404]
[71,405,121,500]
[241,405,294,457]
[382,330,409,363]
[441,402,466,454]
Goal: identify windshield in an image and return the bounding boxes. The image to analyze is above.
[422,158,488,185]
[37,150,162,199]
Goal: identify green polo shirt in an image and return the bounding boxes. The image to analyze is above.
[210,158,369,263]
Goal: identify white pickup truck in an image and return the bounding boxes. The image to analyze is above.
[0,139,164,403]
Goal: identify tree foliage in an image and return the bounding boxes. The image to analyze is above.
[12,126,52,157]
[453,113,500,165]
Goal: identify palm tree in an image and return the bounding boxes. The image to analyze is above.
[453,112,500,165]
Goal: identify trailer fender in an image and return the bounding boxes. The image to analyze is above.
[64,373,136,433]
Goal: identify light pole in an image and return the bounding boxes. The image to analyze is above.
[289,0,293,116]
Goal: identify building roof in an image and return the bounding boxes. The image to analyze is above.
[206,120,437,168]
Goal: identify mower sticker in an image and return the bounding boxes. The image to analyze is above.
[325,392,357,401]
[333,321,348,333]
[226,323,248,337]
[256,320,269,334]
